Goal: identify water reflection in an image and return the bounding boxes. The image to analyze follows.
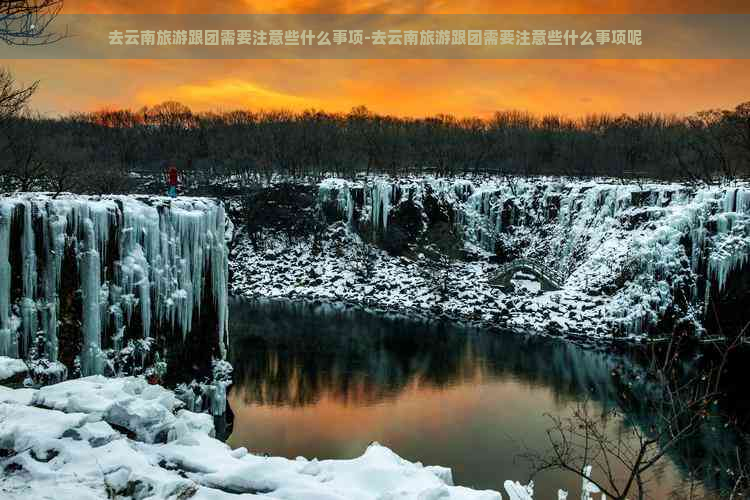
[229,298,621,409]
[227,298,745,499]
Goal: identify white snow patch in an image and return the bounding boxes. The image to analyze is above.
[0,356,27,381]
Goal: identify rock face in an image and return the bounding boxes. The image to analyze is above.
[0,194,229,380]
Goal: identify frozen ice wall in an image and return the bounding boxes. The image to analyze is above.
[0,194,229,376]
[318,177,750,335]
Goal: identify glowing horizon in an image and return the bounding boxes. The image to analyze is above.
[4,0,750,118]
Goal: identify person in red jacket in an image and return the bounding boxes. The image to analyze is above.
[165,163,179,198]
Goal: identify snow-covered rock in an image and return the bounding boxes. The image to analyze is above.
[32,375,180,443]
[0,356,27,382]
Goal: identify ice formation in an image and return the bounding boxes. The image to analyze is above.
[317,177,750,336]
[0,194,229,374]
[371,178,393,234]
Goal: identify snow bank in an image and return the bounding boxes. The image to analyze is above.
[0,356,27,382]
[32,375,179,443]
[0,194,229,375]
[0,376,504,500]
[0,385,35,405]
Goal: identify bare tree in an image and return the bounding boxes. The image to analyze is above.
[1,0,65,46]
[0,113,46,190]
[0,67,36,119]
[521,326,749,500]
[4,94,750,192]
[727,102,750,176]
[420,221,463,301]
[39,125,89,196]
[1,0,65,189]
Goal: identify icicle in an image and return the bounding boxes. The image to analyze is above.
[206,380,228,415]
[0,194,229,367]
[737,188,750,214]
[504,480,534,500]
[709,245,749,293]
[0,201,16,358]
[80,218,103,376]
[345,185,354,229]
[20,201,37,357]
[110,303,124,351]
[371,180,392,234]
[41,203,67,362]
[213,204,229,358]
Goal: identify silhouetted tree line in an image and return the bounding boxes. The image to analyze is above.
[2,99,750,194]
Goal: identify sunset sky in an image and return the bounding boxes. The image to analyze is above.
[5,0,750,118]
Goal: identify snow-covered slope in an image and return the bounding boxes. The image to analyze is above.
[0,194,229,375]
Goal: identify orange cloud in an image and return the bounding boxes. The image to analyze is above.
[11,58,750,118]
[136,77,322,110]
[3,1,748,117]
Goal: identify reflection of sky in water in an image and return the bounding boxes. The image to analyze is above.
[226,298,727,499]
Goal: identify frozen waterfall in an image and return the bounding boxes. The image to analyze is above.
[317,177,750,336]
[0,194,229,375]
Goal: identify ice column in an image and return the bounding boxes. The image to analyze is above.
[371,180,392,234]
[0,202,15,358]
[20,201,37,356]
[80,218,103,376]
[40,204,68,362]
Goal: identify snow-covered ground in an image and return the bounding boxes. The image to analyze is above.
[0,376,530,500]
[230,176,750,340]
[230,228,611,340]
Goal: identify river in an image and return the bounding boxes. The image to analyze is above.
[225,297,744,499]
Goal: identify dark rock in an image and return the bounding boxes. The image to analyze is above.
[4,462,23,474]
[500,199,519,233]
[382,199,424,255]
[630,190,657,207]
[545,195,561,221]
[30,448,59,463]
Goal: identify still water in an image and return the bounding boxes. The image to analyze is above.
[226,298,732,499]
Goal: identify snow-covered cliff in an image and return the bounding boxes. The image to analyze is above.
[316,177,750,337]
[0,194,229,378]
